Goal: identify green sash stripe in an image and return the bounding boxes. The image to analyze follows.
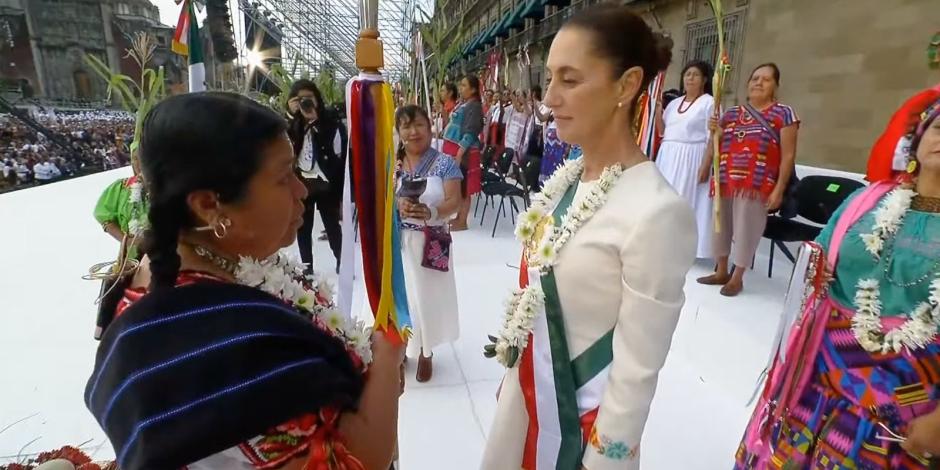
[542,270,585,470]
[571,328,614,389]
[543,182,585,469]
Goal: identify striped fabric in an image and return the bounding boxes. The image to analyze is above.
[518,183,615,469]
[86,281,363,469]
[734,309,940,469]
[347,77,411,338]
[716,103,799,200]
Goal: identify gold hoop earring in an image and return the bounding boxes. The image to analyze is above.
[213,217,232,239]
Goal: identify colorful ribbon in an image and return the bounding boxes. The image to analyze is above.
[344,74,412,342]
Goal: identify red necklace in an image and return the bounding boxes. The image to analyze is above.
[677,94,700,114]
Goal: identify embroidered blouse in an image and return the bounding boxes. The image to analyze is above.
[397,148,463,230]
[816,189,940,317]
[716,102,799,200]
[442,99,484,150]
[93,176,145,236]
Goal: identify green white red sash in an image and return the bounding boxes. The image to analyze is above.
[518,182,614,469]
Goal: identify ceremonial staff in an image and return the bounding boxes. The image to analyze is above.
[339,0,412,344]
[708,0,731,232]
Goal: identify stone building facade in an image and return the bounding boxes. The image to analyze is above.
[443,0,938,173]
[0,0,185,103]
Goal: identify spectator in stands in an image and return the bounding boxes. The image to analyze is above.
[0,108,133,191]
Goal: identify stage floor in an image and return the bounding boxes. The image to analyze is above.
[0,168,792,468]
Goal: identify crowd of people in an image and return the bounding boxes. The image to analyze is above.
[12,3,939,470]
[0,109,134,192]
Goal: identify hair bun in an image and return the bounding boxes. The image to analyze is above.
[652,32,673,73]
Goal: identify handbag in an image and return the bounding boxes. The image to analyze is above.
[421,224,452,272]
[742,103,800,218]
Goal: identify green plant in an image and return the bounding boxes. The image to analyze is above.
[314,64,344,105]
[416,0,465,103]
[84,32,165,151]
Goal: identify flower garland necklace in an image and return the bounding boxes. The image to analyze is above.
[196,248,373,368]
[853,187,940,353]
[127,178,148,237]
[485,158,624,367]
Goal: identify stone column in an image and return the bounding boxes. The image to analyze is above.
[100,1,121,74]
[21,0,47,96]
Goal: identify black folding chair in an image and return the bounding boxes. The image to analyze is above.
[473,145,500,218]
[480,148,528,237]
[762,175,865,277]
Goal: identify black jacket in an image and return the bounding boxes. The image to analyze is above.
[288,110,348,192]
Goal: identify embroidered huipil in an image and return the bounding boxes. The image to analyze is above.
[816,188,940,316]
[442,100,483,151]
[396,148,463,231]
[93,176,146,236]
[715,103,799,201]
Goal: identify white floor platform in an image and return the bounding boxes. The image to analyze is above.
[0,168,796,468]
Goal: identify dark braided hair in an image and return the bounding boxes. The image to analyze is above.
[139,92,287,291]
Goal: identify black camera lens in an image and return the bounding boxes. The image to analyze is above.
[300,98,316,112]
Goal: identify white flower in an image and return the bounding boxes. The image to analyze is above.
[322,309,346,331]
[493,161,622,367]
[515,221,535,242]
[861,189,915,257]
[128,218,143,237]
[129,182,142,203]
[236,259,267,287]
[260,267,289,296]
[316,279,335,301]
[852,276,940,354]
[295,293,315,311]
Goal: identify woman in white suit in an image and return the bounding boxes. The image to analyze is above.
[481,5,696,470]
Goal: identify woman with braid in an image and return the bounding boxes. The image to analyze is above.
[85,92,404,469]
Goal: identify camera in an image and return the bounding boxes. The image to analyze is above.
[300,97,316,112]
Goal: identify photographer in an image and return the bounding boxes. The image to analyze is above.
[287,79,348,274]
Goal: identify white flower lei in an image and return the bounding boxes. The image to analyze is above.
[127,180,148,237]
[859,188,915,258]
[853,278,940,354]
[486,158,623,368]
[853,187,940,353]
[236,251,373,367]
[514,158,624,272]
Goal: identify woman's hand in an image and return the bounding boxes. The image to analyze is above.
[403,202,432,220]
[903,409,940,459]
[371,331,406,368]
[708,115,720,133]
[288,97,300,114]
[766,189,784,212]
[398,197,414,214]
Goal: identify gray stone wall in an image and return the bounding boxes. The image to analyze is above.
[651,0,938,173]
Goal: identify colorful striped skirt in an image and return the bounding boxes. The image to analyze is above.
[735,308,940,469]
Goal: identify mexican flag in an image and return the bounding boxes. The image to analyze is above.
[172,0,206,92]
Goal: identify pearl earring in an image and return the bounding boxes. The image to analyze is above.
[617,102,623,108]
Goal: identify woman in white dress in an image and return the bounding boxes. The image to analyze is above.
[395,104,463,382]
[655,60,715,259]
[481,5,696,470]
